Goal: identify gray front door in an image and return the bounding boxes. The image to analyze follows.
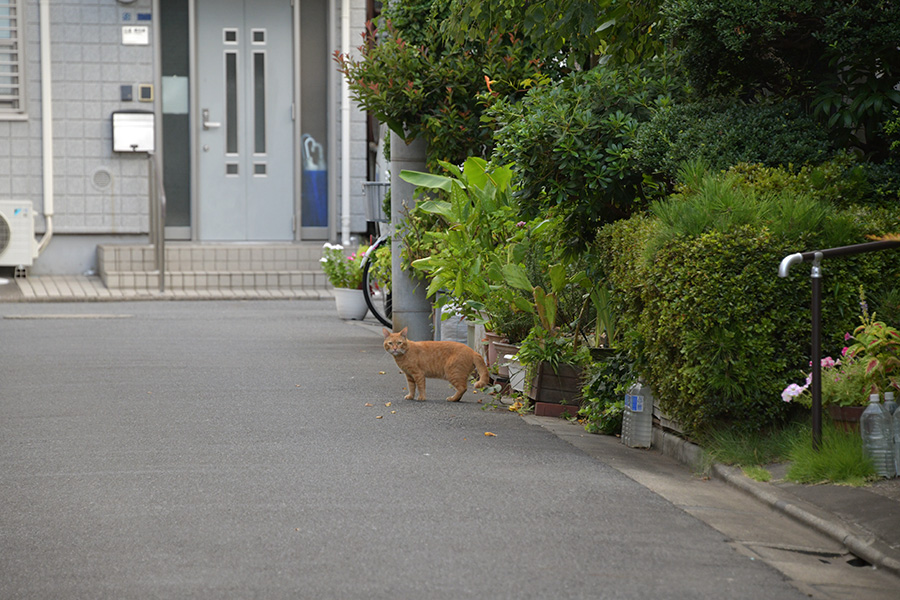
[196,0,295,241]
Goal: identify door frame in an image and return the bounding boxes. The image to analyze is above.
[185,0,336,242]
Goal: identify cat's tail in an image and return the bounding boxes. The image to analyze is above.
[473,354,490,389]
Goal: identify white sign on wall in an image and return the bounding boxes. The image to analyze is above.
[122,25,149,45]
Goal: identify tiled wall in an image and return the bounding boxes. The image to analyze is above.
[0,0,155,235]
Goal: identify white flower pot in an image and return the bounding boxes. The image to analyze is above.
[507,355,525,393]
[333,287,369,320]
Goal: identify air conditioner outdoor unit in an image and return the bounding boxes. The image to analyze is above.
[0,200,36,267]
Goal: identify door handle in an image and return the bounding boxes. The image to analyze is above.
[202,108,221,130]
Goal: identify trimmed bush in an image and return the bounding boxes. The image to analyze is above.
[728,154,900,209]
[595,174,900,432]
[634,99,833,182]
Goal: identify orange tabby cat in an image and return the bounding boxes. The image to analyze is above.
[383,327,490,402]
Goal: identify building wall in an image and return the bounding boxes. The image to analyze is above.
[0,0,370,275]
[0,0,155,239]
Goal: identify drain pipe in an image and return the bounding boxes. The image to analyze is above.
[340,0,351,245]
[36,0,54,256]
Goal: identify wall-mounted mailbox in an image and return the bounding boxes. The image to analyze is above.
[112,111,155,153]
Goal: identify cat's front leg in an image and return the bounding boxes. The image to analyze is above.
[404,374,417,400]
[414,375,427,401]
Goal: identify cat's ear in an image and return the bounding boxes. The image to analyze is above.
[399,327,408,338]
[382,327,391,338]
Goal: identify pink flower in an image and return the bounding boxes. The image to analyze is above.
[844,332,852,341]
[781,383,808,403]
[841,346,849,356]
[821,356,836,369]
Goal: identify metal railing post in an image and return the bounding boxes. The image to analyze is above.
[810,252,823,450]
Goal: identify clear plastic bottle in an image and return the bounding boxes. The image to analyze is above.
[892,393,900,476]
[861,393,896,478]
[883,391,897,415]
[622,382,653,448]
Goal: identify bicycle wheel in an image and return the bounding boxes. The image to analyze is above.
[362,240,392,328]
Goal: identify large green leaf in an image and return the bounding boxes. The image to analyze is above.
[502,263,533,292]
[463,156,490,189]
[417,200,456,221]
[549,263,566,294]
[400,169,456,192]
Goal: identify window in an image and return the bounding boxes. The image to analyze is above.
[0,0,25,117]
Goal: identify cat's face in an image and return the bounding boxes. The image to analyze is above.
[383,327,409,357]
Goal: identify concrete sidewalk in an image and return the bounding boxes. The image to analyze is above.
[536,418,900,580]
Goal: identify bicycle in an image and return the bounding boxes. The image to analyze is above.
[361,182,392,328]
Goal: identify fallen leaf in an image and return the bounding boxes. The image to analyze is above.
[365,403,374,407]
[385,402,392,407]
[391,410,396,414]
[378,371,386,375]
[376,415,383,419]
[484,432,497,437]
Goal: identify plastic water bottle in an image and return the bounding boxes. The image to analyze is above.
[622,382,653,448]
[883,391,897,415]
[893,399,900,476]
[861,393,896,478]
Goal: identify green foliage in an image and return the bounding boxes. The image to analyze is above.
[662,0,900,154]
[579,353,635,434]
[634,99,833,182]
[402,157,519,321]
[517,326,590,374]
[726,153,900,209]
[645,168,861,261]
[595,193,900,432]
[490,61,687,250]
[442,0,667,70]
[336,0,553,166]
[846,289,900,395]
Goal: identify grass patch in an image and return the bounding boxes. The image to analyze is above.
[699,422,804,469]
[742,466,773,482]
[698,419,877,485]
[785,424,875,486]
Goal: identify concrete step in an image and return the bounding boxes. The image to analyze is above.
[97,242,331,291]
[101,270,330,290]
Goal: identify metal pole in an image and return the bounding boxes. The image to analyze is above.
[810,252,823,451]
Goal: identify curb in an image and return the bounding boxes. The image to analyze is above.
[652,428,900,579]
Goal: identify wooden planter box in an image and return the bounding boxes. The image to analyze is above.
[827,405,865,433]
[527,361,583,416]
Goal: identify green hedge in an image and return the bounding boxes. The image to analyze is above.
[596,201,900,433]
[633,99,833,181]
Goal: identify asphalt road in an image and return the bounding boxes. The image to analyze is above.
[0,300,813,599]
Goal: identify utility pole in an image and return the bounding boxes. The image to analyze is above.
[389,132,432,340]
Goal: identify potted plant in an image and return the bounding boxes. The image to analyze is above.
[782,291,900,430]
[320,243,369,320]
[517,326,590,417]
